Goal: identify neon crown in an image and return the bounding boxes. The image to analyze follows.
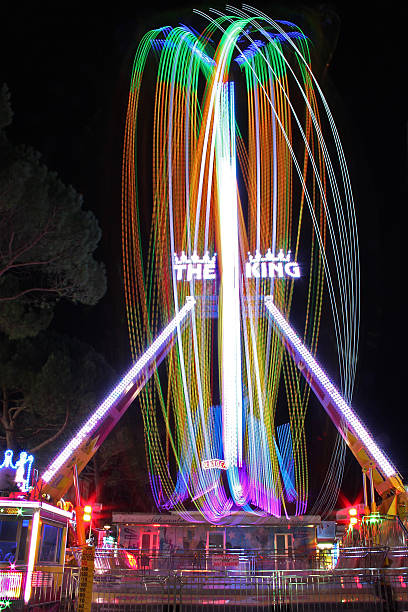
[173,251,217,266]
[247,248,292,263]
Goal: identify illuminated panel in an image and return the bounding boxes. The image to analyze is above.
[202,459,227,470]
[0,507,22,516]
[0,450,34,492]
[24,510,40,604]
[0,572,23,599]
[41,298,195,484]
[216,82,243,469]
[0,500,72,519]
[265,297,397,479]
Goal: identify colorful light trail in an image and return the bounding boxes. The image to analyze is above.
[122,7,359,522]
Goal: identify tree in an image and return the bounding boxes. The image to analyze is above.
[0,331,115,462]
[0,84,106,339]
[0,84,110,463]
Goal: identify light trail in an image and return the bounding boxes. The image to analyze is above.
[122,8,360,521]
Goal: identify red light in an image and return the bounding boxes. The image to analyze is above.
[83,505,92,522]
[348,507,358,527]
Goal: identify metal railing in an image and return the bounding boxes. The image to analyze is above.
[3,549,408,610]
[0,566,79,610]
[90,567,407,610]
[342,514,408,548]
[90,545,408,573]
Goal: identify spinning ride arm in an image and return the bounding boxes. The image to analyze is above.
[32,298,195,503]
[265,297,406,507]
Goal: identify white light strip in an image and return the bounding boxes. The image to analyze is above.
[41,501,73,519]
[24,510,40,603]
[0,499,72,518]
[41,298,195,483]
[265,297,396,478]
[216,82,243,469]
[0,499,42,508]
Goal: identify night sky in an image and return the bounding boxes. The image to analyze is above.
[1,2,407,508]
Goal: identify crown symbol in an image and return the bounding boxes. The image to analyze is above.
[173,251,217,266]
[248,250,262,263]
[173,251,189,265]
[265,248,274,261]
[276,248,291,262]
[247,249,292,263]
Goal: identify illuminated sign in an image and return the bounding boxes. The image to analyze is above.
[173,249,300,282]
[0,571,23,599]
[0,450,34,492]
[202,459,227,470]
[0,507,23,516]
[173,252,217,281]
[212,554,239,567]
[245,249,300,279]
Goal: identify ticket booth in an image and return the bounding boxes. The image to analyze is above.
[0,498,72,605]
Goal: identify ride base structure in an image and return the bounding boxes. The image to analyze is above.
[0,297,407,606]
[32,295,408,519]
[0,283,405,605]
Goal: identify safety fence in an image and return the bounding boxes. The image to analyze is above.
[3,553,408,610]
[0,566,78,610]
[90,569,407,611]
[90,545,408,573]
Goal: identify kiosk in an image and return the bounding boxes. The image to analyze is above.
[0,498,72,604]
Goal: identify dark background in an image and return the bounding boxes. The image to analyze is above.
[1,1,407,510]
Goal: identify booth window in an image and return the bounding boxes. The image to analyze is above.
[39,524,62,563]
[17,520,29,562]
[0,518,18,563]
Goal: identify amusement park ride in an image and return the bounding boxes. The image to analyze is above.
[1,4,407,606]
[1,292,407,601]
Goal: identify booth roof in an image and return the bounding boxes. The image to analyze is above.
[112,511,322,527]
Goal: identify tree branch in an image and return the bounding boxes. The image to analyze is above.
[1,386,9,430]
[3,257,59,270]
[0,217,54,278]
[0,285,73,302]
[28,407,69,453]
[16,425,63,438]
[9,404,27,424]
[8,232,15,257]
